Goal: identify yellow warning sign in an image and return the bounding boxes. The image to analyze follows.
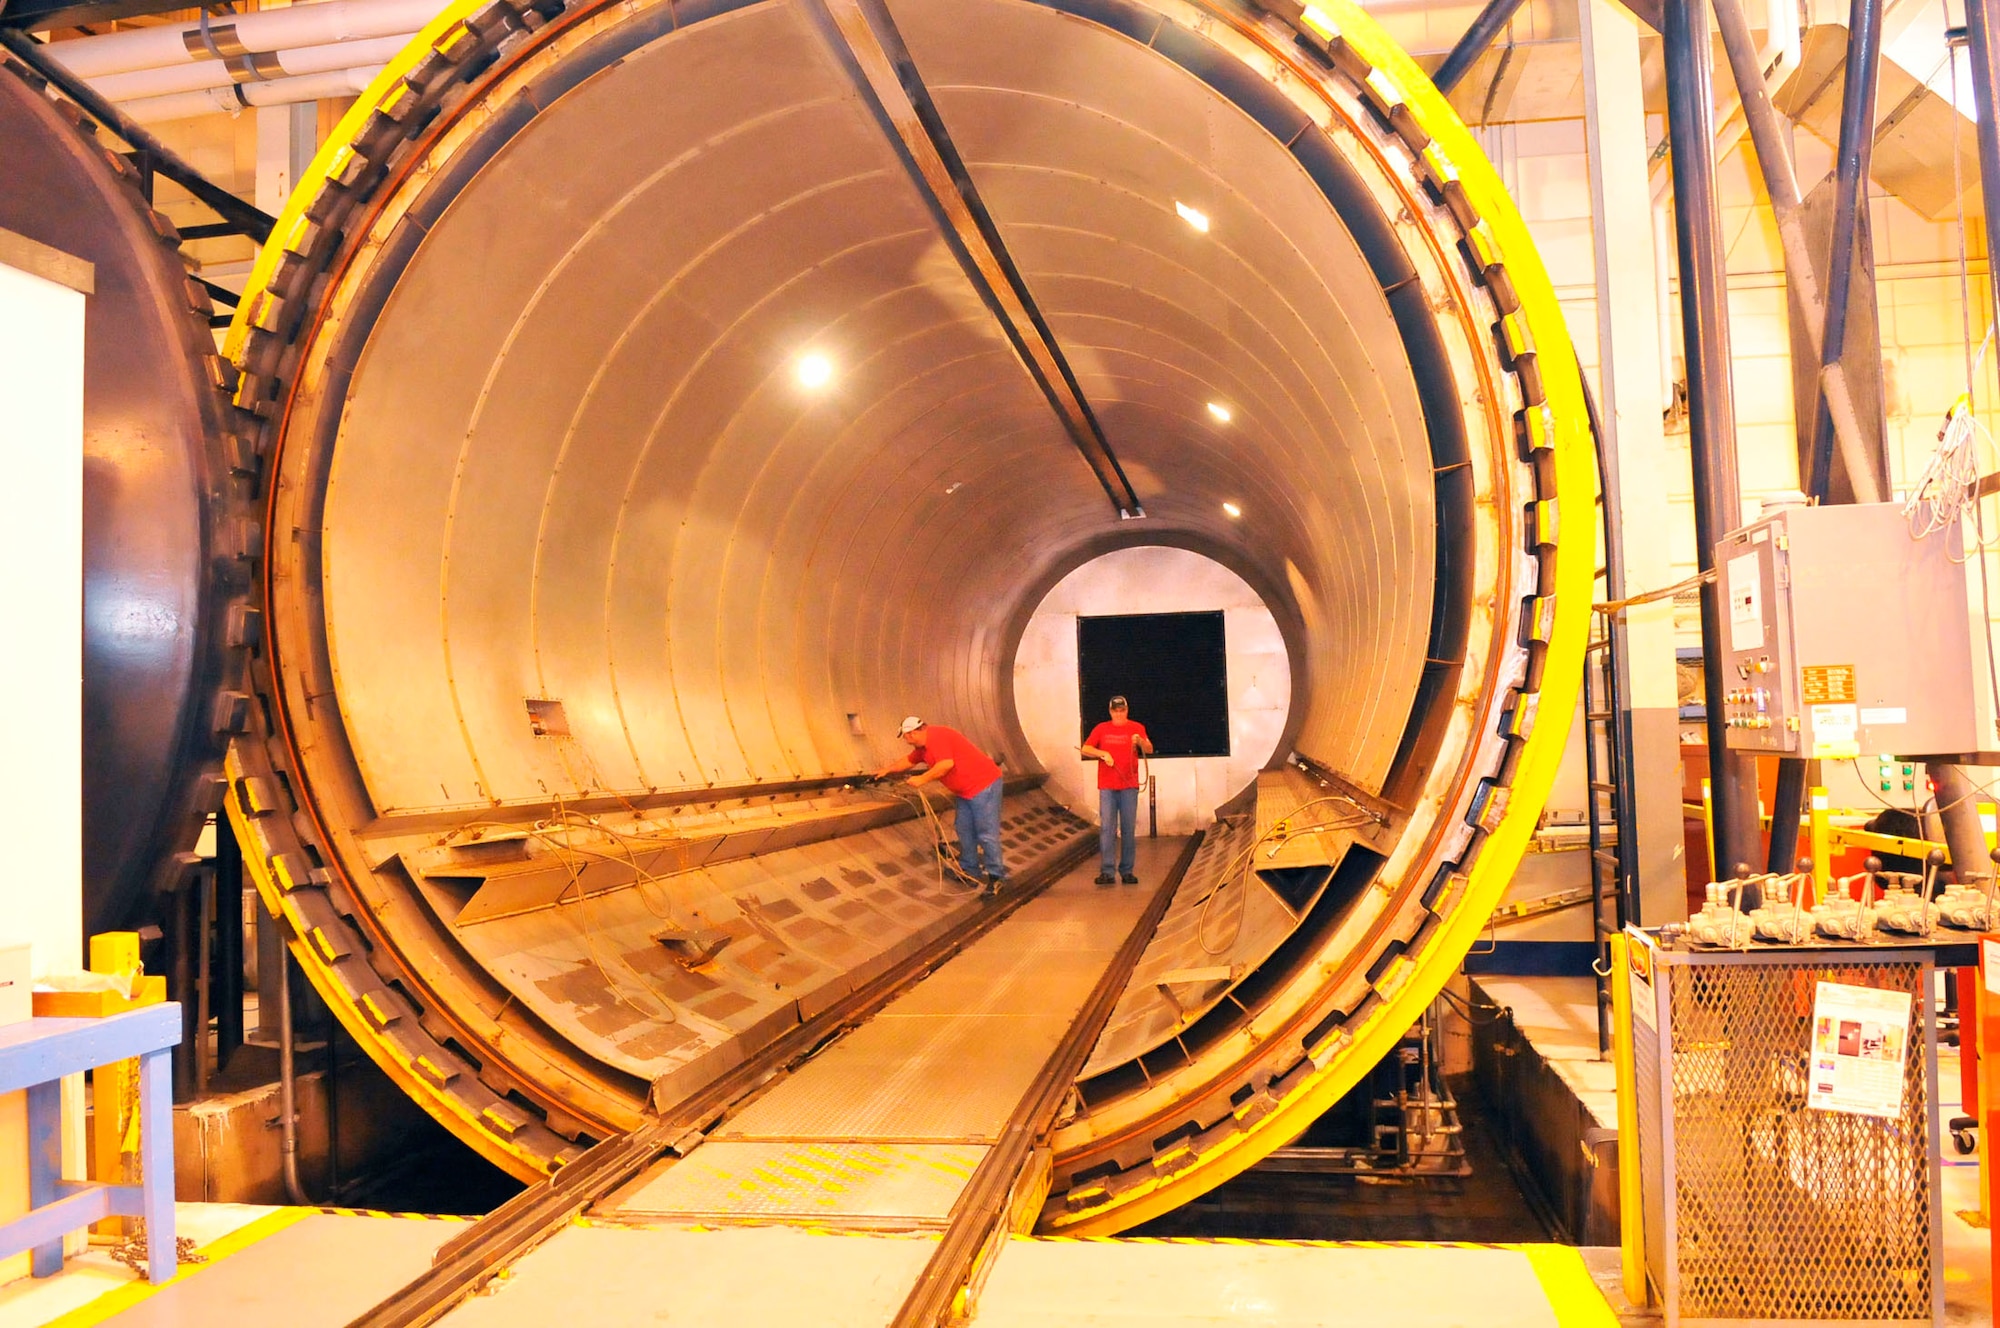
[1801,664,1856,705]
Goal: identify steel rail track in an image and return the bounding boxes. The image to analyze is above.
[344,834,1095,1328]
[890,831,1204,1327]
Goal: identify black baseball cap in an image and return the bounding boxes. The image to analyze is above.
[1108,696,1128,708]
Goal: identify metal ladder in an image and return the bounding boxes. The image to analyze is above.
[1580,386,1638,1056]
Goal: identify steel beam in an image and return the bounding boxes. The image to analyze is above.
[1804,0,1887,504]
[809,0,1145,518]
[1663,0,1759,879]
[1967,0,2000,388]
[1712,0,1877,505]
[1434,0,1530,95]
[1580,0,1686,924]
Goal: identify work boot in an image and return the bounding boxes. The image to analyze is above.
[1121,873,1139,885]
[985,875,1005,895]
[1095,872,1115,886]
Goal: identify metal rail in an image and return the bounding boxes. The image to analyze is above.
[343,836,1095,1328]
[889,832,1201,1327]
[807,0,1145,518]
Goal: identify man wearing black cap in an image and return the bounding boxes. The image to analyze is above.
[875,717,1007,890]
[1081,696,1152,885]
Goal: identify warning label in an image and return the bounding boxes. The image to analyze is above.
[1801,664,1856,705]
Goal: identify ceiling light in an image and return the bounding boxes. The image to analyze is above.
[796,352,833,389]
[1206,401,1232,423]
[1222,501,1242,519]
[1175,201,1210,233]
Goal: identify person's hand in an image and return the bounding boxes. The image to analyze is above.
[1099,752,1113,764]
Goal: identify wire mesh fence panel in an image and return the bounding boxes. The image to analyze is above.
[1638,943,1939,1325]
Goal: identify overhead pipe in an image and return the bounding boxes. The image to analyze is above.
[91,33,410,102]
[0,28,275,240]
[119,64,383,123]
[1432,0,1530,95]
[40,0,440,79]
[1663,0,1761,882]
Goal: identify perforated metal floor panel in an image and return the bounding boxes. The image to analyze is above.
[610,1141,986,1226]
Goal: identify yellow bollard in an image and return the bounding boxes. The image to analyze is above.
[1808,787,1832,903]
[87,933,144,1237]
[1610,932,1647,1308]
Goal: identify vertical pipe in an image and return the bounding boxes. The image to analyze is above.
[1766,755,1806,872]
[1805,0,1887,503]
[1961,0,2000,361]
[214,815,245,1069]
[277,939,310,1205]
[166,879,199,1104]
[1663,0,1760,880]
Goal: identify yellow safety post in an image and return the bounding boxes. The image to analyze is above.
[1808,787,1831,903]
[90,932,141,1237]
[1982,802,1997,853]
[1609,932,1647,1308]
[1700,778,1715,883]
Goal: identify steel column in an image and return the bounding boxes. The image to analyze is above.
[1663,0,1759,879]
[1581,0,1686,925]
[1967,0,2000,385]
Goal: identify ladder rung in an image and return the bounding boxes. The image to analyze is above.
[1588,781,1617,793]
[1585,710,1615,720]
[1585,639,1610,653]
[1593,849,1620,868]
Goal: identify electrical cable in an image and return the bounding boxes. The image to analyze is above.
[1194,795,1376,956]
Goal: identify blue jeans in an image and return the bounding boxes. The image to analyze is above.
[955,780,1006,879]
[1099,787,1138,875]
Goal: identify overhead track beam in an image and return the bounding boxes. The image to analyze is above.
[1432,0,1529,95]
[809,0,1146,518]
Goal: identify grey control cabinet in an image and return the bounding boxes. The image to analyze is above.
[1715,502,1980,758]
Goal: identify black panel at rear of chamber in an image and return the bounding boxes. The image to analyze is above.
[1077,611,1230,757]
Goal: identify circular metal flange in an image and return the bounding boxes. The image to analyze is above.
[213,0,1594,1216]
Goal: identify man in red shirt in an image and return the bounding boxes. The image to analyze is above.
[875,717,1007,890]
[1081,696,1153,885]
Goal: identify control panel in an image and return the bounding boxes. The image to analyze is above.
[1715,501,1980,760]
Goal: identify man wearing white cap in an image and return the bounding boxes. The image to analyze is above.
[875,717,1007,890]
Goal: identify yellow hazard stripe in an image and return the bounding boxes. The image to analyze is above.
[42,1207,313,1328]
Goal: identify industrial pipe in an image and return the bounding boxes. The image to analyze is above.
[41,0,440,79]
[119,65,383,123]
[0,28,275,239]
[276,937,310,1207]
[1663,0,1760,878]
[90,33,410,102]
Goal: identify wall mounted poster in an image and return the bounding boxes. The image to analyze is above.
[1807,980,1913,1120]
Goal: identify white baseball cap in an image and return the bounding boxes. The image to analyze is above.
[897,715,926,736]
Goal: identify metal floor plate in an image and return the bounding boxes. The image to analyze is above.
[713,1012,1077,1142]
[609,1141,986,1226]
[435,1225,940,1327]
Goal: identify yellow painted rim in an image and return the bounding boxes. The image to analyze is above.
[1043,0,1594,1234]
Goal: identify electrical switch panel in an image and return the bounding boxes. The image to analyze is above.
[1715,501,1985,759]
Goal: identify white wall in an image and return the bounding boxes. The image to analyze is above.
[1012,547,1291,834]
[0,242,87,1284]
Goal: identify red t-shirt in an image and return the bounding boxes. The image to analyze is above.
[908,726,1001,799]
[1084,720,1149,790]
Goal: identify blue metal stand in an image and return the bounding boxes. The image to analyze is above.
[0,1004,181,1284]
